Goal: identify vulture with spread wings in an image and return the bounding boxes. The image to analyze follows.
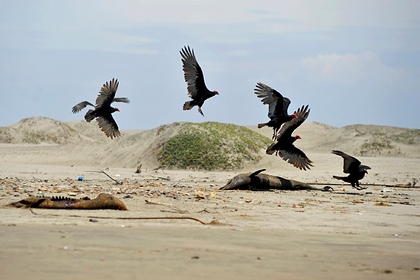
[332,150,371,190]
[255,82,296,139]
[72,78,129,139]
[180,46,218,116]
[266,105,313,170]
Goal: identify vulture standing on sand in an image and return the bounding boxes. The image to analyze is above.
[180,46,219,116]
[72,78,129,139]
[266,105,313,170]
[332,150,371,190]
[254,82,296,139]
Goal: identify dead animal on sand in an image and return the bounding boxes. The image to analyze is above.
[8,193,127,211]
[220,169,332,191]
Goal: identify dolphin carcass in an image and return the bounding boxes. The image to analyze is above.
[220,169,332,191]
[8,193,127,210]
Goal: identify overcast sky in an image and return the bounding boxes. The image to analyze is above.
[1,0,419,130]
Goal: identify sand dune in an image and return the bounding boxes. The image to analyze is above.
[251,122,420,158]
[1,117,419,171]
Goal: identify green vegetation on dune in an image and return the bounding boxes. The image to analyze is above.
[389,129,420,145]
[360,138,401,157]
[0,128,13,143]
[157,122,272,170]
[359,127,419,157]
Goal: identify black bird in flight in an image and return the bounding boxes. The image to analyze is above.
[180,46,218,116]
[255,82,296,139]
[266,105,313,170]
[332,150,371,190]
[72,78,129,139]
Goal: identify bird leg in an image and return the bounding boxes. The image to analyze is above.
[198,107,204,117]
[353,182,367,190]
[272,129,279,140]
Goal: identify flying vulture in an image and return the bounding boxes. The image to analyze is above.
[180,46,219,116]
[72,78,129,139]
[266,105,313,170]
[332,150,371,190]
[255,82,296,139]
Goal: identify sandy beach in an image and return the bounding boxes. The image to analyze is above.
[1,119,419,279]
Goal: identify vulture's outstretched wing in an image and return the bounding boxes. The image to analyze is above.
[276,105,310,139]
[254,82,289,120]
[332,150,361,174]
[276,146,313,171]
[96,114,121,139]
[112,97,130,104]
[96,78,119,108]
[72,101,95,113]
[180,46,208,99]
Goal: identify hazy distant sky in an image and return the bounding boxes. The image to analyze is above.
[1,0,419,129]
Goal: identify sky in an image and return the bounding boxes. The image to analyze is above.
[1,0,419,130]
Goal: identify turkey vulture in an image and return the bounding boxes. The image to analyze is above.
[180,46,219,116]
[332,150,371,190]
[254,82,297,139]
[72,78,129,139]
[266,105,313,170]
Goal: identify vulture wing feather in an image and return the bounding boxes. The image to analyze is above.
[95,78,119,108]
[96,114,121,139]
[112,97,130,104]
[254,82,284,119]
[72,101,95,113]
[180,46,208,99]
[276,105,310,139]
[277,148,314,171]
[332,150,361,174]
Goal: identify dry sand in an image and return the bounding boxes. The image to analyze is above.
[1,118,420,279]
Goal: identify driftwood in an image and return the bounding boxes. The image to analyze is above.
[8,193,127,211]
[220,169,332,191]
[28,209,213,225]
[86,169,122,185]
[135,164,142,174]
